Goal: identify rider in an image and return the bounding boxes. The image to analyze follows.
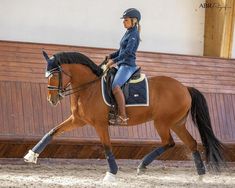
[106,8,141,125]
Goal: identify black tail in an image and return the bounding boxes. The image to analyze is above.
[188,87,225,171]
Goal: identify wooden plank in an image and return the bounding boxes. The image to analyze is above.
[215,94,224,140]
[206,93,216,137]
[4,82,14,134]
[218,94,228,140]
[0,83,3,134]
[31,83,45,135]
[224,94,235,142]
[0,82,8,134]
[15,82,25,135]
[10,82,19,135]
[231,94,235,142]
[207,93,217,139]
[223,94,234,141]
[20,82,35,135]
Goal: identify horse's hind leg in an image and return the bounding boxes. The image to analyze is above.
[24,116,85,163]
[171,123,205,175]
[137,121,175,174]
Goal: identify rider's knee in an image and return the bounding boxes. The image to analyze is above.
[112,85,121,93]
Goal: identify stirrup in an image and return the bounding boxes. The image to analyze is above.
[117,116,129,125]
[109,116,129,125]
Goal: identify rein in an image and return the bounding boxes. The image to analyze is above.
[63,75,102,96]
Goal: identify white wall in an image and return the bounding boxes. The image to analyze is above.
[0,0,205,55]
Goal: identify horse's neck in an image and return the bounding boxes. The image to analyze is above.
[70,64,98,87]
[69,64,102,118]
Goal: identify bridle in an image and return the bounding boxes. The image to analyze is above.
[47,64,106,98]
[46,66,72,98]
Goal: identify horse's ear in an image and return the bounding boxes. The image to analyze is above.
[42,50,50,63]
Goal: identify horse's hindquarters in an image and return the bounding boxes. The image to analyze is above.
[148,76,191,124]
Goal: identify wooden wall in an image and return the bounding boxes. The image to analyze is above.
[0,40,234,161]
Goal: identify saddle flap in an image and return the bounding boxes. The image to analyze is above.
[102,74,149,107]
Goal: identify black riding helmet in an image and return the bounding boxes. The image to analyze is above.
[121,8,141,22]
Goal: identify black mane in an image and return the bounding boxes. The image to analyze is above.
[53,52,103,76]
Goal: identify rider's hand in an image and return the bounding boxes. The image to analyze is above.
[105,55,110,61]
[107,59,115,68]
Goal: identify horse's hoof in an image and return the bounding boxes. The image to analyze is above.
[137,166,147,175]
[137,163,147,175]
[24,150,39,164]
[197,168,206,176]
[103,171,116,183]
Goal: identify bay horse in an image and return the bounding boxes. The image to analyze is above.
[24,51,225,182]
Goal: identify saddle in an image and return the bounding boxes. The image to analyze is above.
[102,67,149,123]
[105,67,141,100]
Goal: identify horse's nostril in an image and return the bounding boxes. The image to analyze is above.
[48,95,60,106]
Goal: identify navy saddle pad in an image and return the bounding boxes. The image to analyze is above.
[101,74,149,107]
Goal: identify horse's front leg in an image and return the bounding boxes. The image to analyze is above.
[24,116,85,163]
[94,123,118,182]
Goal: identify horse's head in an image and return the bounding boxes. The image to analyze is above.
[42,50,71,106]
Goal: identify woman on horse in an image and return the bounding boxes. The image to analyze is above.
[107,8,141,125]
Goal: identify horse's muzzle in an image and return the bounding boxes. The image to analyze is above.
[47,94,61,106]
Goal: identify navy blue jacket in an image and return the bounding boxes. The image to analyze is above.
[110,26,140,67]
